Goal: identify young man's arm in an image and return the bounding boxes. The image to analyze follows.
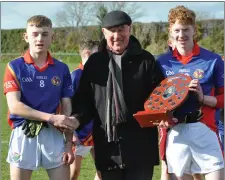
[6,91,77,130]
[60,97,75,165]
[189,55,224,108]
[200,92,223,108]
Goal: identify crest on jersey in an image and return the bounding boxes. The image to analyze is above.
[51,76,61,86]
[193,69,204,79]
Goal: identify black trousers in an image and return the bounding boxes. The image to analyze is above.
[101,166,154,180]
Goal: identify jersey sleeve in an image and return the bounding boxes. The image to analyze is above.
[61,65,73,98]
[71,71,77,93]
[214,56,224,88]
[214,56,224,108]
[3,62,20,95]
[71,57,96,129]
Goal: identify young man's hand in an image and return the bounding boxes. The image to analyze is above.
[63,141,75,165]
[158,118,178,128]
[48,115,79,131]
[188,79,204,102]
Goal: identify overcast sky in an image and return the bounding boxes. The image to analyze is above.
[1,1,224,29]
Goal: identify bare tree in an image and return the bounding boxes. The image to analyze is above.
[96,4,108,25]
[105,2,144,21]
[55,2,145,28]
[55,2,95,29]
[94,4,108,40]
[54,2,97,49]
[53,2,145,46]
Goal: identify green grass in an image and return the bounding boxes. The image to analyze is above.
[1,60,161,180]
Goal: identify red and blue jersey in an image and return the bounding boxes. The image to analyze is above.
[71,63,94,146]
[157,43,224,132]
[215,109,224,151]
[3,50,73,129]
[216,109,224,136]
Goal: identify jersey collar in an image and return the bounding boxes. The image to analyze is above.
[23,50,54,65]
[76,62,84,70]
[172,41,200,64]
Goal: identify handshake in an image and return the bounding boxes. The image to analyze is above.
[22,115,80,138]
[48,114,80,132]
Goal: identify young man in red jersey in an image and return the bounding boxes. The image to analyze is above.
[4,15,79,180]
[158,6,224,180]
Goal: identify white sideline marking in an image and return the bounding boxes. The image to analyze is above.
[1,141,8,144]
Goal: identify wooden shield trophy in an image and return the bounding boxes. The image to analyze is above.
[133,74,192,127]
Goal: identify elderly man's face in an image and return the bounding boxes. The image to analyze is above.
[102,24,131,54]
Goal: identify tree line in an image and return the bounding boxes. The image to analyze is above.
[1,19,224,56]
[1,2,224,58]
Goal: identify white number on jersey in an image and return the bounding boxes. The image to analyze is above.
[40,80,45,87]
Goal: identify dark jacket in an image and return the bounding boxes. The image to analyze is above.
[72,35,165,171]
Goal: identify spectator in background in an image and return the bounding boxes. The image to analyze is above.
[70,40,101,180]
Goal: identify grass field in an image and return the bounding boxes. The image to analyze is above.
[1,60,161,180]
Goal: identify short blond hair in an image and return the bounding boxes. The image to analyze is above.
[27,15,52,28]
[168,6,196,27]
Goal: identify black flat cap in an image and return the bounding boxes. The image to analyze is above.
[102,10,132,28]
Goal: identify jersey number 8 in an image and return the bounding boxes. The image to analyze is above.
[40,80,45,87]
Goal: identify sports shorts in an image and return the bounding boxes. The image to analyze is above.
[7,123,65,170]
[218,130,224,152]
[74,144,92,157]
[166,122,224,177]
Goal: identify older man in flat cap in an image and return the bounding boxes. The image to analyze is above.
[71,10,165,180]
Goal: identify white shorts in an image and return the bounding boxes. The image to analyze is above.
[166,122,224,177]
[74,144,92,157]
[7,124,65,170]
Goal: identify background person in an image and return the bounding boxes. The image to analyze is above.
[70,40,101,180]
